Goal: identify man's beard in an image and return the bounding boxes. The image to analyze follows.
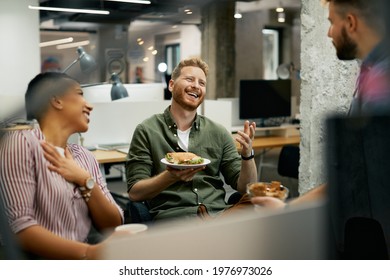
[172,91,203,111]
[335,27,358,60]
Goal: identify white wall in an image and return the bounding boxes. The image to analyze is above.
[179,25,202,59]
[82,101,171,146]
[0,0,40,120]
[203,99,234,132]
[81,99,236,147]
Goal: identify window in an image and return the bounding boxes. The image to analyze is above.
[165,44,180,74]
[262,28,280,80]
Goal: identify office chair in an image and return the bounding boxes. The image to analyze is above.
[277,145,299,179]
[342,217,388,259]
[128,200,153,223]
[227,191,243,205]
[0,188,23,259]
[110,192,152,223]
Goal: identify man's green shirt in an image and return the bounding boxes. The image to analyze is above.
[126,106,242,220]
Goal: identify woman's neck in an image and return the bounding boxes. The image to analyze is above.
[39,118,71,148]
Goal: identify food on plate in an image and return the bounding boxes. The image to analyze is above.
[165,152,204,165]
[247,181,288,201]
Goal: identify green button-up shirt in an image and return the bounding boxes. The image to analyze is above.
[126,106,241,220]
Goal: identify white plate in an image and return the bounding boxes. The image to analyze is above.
[115,223,148,234]
[160,158,211,170]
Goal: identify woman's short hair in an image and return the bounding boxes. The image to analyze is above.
[25,72,78,121]
[171,57,209,80]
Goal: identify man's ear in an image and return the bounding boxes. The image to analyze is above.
[50,96,63,110]
[168,79,174,93]
[346,13,358,33]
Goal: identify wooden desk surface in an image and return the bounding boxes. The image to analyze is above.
[251,135,300,150]
[235,135,300,152]
[92,135,300,164]
[92,150,127,164]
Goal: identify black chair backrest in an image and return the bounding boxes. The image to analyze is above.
[277,145,299,179]
[343,217,388,259]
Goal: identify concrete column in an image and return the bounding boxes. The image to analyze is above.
[0,0,40,118]
[299,1,358,193]
[201,0,235,99]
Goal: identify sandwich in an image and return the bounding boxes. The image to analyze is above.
[165,152,204,164]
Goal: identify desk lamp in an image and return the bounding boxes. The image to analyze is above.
[110,73,129,101]
[62,46,97,74]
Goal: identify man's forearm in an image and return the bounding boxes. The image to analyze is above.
[128,171,177,201]
[289,184,327,206]
[237,158,257,193]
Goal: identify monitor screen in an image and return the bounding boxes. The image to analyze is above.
[239,79,291,120]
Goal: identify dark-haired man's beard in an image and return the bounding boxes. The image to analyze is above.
[335,27,358,60]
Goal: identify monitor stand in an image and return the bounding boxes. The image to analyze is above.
[256,117,292,128]
[254,118,263,128]
[256,118,280,128]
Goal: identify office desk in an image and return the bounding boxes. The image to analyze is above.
[92,149,127,164]
[92,135,300,181]
[92,150,127,182]
[235,135,300,180]
[92,135,300,164]
[246,135,299,151]
[254,135,300,180]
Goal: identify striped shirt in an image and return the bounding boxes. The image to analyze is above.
[0,127,123,242]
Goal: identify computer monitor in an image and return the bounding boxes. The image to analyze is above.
[239,79,291,126]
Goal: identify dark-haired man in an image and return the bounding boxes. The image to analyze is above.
[325,0,390,114]
[253,0,390,207]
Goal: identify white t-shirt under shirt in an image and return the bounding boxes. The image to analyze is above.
[177,128,191,151]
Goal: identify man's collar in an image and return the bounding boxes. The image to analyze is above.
[362,39,389,67]
[163,106,201,131]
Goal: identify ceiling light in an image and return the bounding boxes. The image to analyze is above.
[276,7,284,13]
[234,11,242,19]
[106,0,151,4]
[40,37,73,48]
[143,57,149,62]
[56,40,90,50]
[184,8,193,15]
[234,2,242,19]
[278,12,286,23]
[148,46,154,51]
[152,50,158,55]
[28,5,110,15]
[158,63,168,73]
